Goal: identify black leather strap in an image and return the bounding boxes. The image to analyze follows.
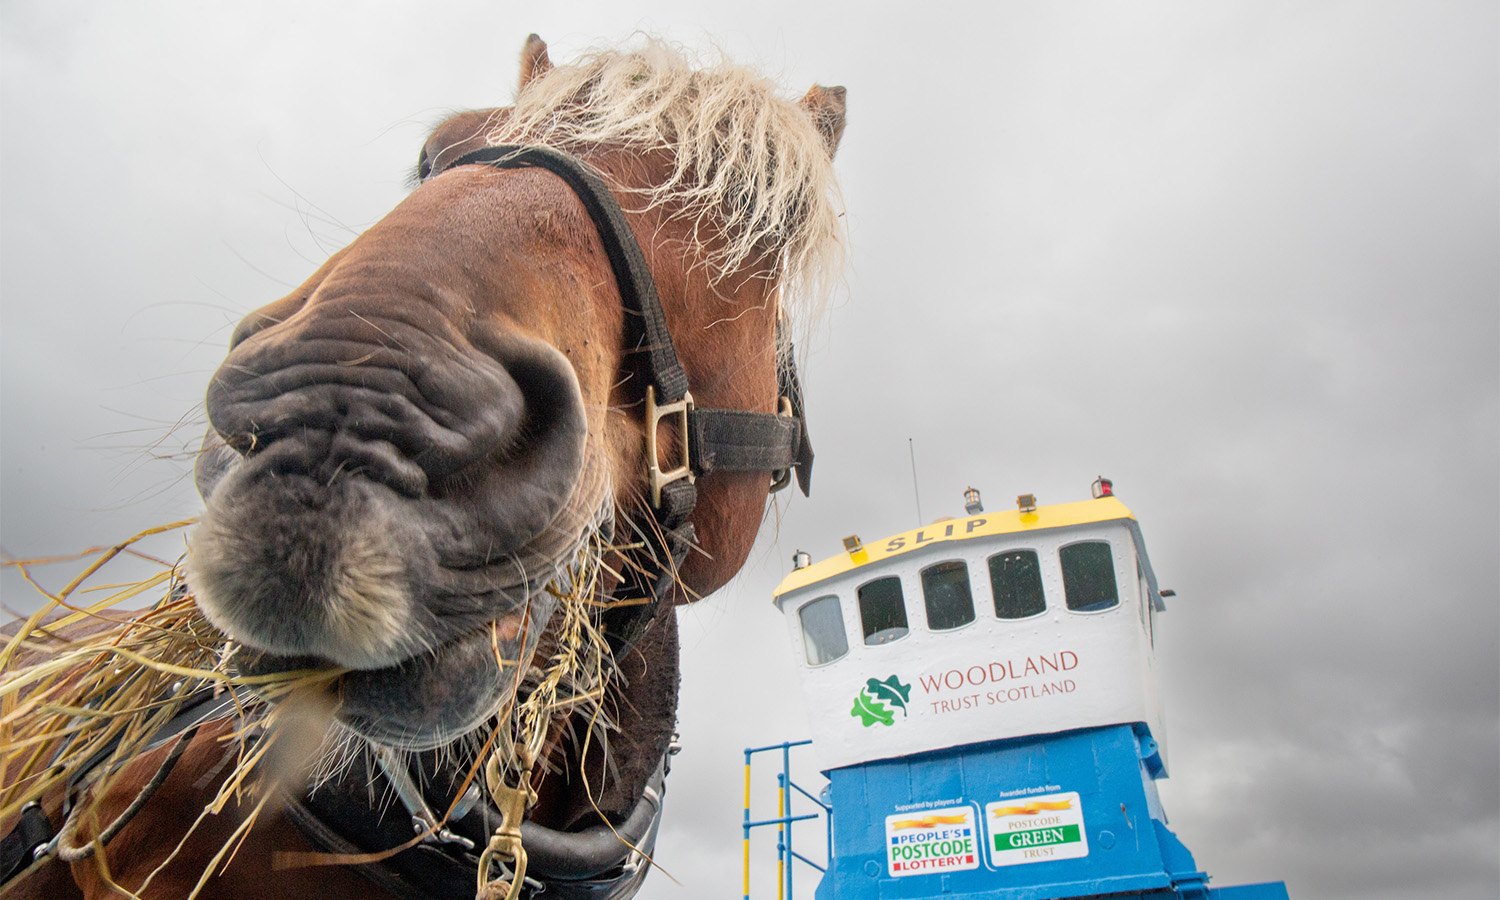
[286,748,667,900]
[688,408,802,474]
[443,144,813,500]
[0,804,52,885]
[440,145,814,635]
[778,338,815,496]
[446,146,690,404]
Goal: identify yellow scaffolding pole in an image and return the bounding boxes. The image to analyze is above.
[743,759,752,900]
[742,740,823,900]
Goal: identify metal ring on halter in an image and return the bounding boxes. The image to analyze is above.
[768,396,796,493]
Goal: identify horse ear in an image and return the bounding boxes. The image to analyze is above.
[800,84,847,158]
[520,33,553,91]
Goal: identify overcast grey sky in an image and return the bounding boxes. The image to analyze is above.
[2,3,1495,899]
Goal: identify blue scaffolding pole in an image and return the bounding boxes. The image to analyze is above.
[742,740,831,900]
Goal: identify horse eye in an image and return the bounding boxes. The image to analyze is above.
[417,151,433,183]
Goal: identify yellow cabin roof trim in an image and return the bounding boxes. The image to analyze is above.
[773,496,1137,599]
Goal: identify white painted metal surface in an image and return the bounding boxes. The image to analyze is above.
[773,506,1168,772]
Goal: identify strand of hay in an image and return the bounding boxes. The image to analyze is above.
[3,522,629,894]
[499,538,616,782]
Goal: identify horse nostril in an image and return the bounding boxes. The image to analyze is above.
[205,328,532,486]
[201,327,585,518]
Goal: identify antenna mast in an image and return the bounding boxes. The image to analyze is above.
[908,438,924,525]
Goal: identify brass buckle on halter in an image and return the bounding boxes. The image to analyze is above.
[769,396,795,494]
[479,754,537,900]
[646,386,695,508]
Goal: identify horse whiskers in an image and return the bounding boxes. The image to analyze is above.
[2,504,630,877]
[288,526,624,826]
[485,537,620,790]
[609,488,705,592]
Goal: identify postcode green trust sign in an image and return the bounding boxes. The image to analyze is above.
[984,791,1089,867]
[994,823,1082,852]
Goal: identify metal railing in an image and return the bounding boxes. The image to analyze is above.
[742,740,831,900]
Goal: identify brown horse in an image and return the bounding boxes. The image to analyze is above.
[3,35,845,900]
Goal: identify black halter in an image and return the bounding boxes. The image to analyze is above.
[286,145,816,900]
[1,145,814,900]
[444,145,813,620]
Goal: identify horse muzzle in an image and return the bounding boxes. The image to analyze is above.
[188,315,600,746]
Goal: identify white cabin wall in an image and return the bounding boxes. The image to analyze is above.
[778,521,1166,771]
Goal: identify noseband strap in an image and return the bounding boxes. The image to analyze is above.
[283,749,668,900]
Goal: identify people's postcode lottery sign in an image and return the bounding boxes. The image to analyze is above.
[984,792,1088,867]
[884,806,980,877]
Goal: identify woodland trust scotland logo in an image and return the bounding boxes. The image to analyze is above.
[851,675,911,727]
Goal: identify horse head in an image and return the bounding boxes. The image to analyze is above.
[185,35,845,863]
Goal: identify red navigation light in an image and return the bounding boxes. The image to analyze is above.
[1091,476,1114,499]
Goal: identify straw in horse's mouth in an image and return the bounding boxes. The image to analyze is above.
[1,519,633,876]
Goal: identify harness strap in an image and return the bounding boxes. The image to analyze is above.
[0,682,248,886]
[55,726,199,863]
[446,146,690,404]
[0,804,52,885]
[284,747,667,900]
[443,146,814,495]
[441,144,814,633]
[777,337,816,495]
[690,407,804,477]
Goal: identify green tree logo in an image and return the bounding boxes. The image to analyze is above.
[850,675,911,727]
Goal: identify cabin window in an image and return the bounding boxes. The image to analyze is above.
[988,550,1047,619]
[857,577,908,645]
[1061,541,1119,612]
[799,595,848,666]
[921,561,976,630]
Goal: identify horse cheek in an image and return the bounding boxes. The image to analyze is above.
[677,469,772,603]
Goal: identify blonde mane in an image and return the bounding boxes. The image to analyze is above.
[488,39,844,321]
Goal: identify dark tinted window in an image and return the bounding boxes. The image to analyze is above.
[921,561,975,630]
[858,577,908,645]
[1061,541,1118,612]
[988,550,1046,619]
[798,595,848,665]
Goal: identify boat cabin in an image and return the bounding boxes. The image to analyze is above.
[772,492,1168,774]
[761,486,1288,899]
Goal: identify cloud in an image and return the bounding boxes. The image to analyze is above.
[2,4,1494,899]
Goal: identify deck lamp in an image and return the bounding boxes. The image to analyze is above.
[1017,494,1037,513]
[842,535,863,555]
[1091,476,1114,499]
[963,487,983,516]
[792,550,811,570]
